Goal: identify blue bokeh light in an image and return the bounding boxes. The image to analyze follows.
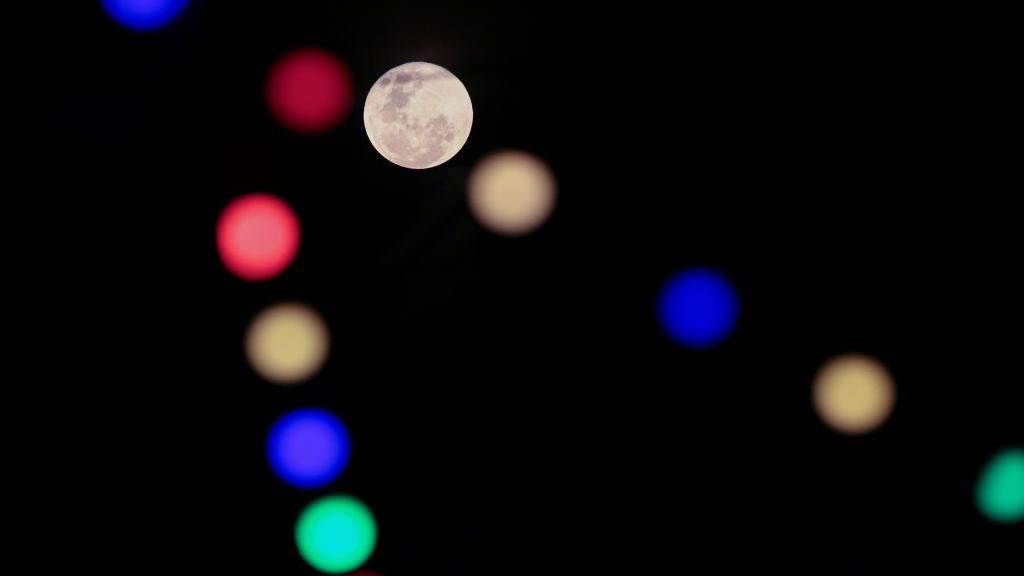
[101,0,189,32]
[657,267,739,348]
[267,408,351,489]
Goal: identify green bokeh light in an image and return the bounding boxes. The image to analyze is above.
[975,448,1024,524]
[296,495,378,573]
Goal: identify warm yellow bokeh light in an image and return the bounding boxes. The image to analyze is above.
[813,354,896,435]
[245,302,329,385]
[467,150,556,235]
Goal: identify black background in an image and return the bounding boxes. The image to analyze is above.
[12,1,1022,573]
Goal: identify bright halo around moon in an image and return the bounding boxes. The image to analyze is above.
[363,62,473,169]
[468,150,557,236]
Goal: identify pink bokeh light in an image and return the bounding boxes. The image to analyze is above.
[217,193,300,281]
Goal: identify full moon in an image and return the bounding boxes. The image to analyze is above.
[363,62,473,169]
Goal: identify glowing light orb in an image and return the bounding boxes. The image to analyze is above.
[468,150,557,235]
[245,302,329,385]
[101,0,189,31]
[813,354,896,435]
[657,268,739,348]
[266,48,354,133]
[976,448,1024,523]
[267,408,351,489]
[216,193,300,281]
[296,495,378,574]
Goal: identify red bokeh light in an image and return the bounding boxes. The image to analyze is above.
[265,48,354,133]
[217,193,300,281]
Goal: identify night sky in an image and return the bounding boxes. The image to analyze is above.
[12,1,1022,573]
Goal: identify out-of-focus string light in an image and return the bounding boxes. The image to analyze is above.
[812,354,896,435]
[657,267,739,348]
[101,0,189,31]
[976,448,1024,523]
[467,150,557,235]
[266,48,354,133]
[245,302,329,385]
[296,495,378,574]
[267,408,351,489]
[217,193,300,281]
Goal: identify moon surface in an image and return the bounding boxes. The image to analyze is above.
[363,62,473,169]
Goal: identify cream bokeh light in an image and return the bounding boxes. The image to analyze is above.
[468,150,556,235]
[245,302,329,385]
[813,354,896,435]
